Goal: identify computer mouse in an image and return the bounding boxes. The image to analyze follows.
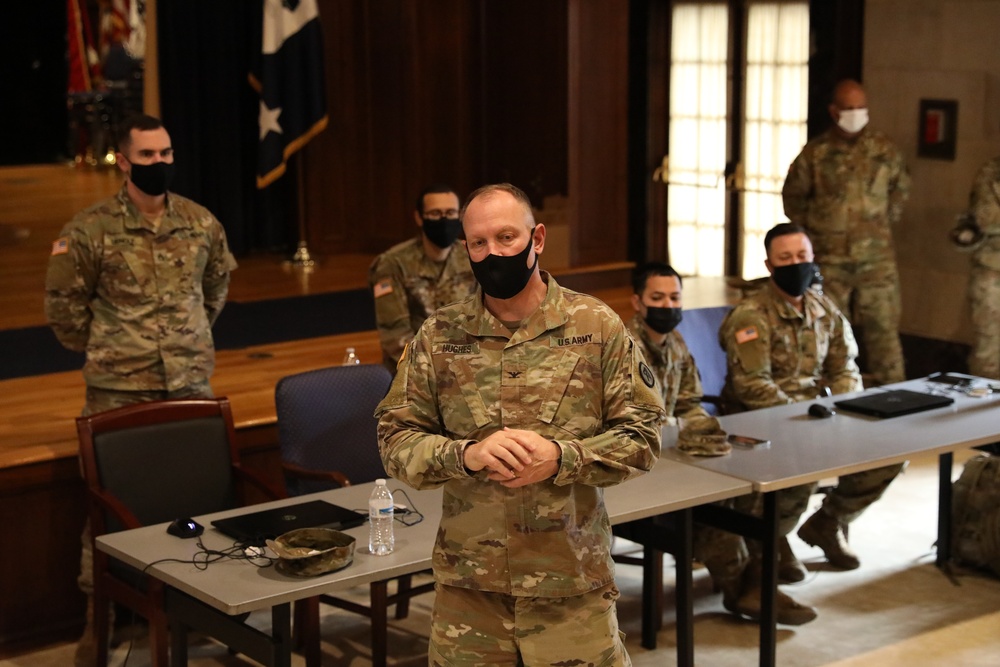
[808,403,835,419]
[167,517,204,539]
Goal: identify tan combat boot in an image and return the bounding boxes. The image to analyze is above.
[778,536,808,583]
[798,509,860,570]
[723,563,818,626]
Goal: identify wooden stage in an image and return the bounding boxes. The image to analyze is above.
[0,164,735,652]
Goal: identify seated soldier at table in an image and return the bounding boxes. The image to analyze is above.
[719,223,904,614]
[628,261,815,625]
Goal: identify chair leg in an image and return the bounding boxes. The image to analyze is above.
[92,591,110,667]
[293,597,322,667]
[148,610,170,667]
[371,580,389,667]
[394,575,413,619]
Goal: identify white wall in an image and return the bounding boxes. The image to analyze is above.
[864,0,1000,343]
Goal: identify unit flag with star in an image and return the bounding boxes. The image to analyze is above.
[252,0,328,188]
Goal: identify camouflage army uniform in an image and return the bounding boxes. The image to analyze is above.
[627,314,749,594]
[782,127,911,385]
[45,184,236,650]
[376,273,663,665]
[368,236,476,371]
[720,282,903,536]
[45,184,236,415]
[626,314,706,424]
[967,157,1000,380]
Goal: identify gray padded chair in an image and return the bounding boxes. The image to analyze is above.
[275,364,433,667]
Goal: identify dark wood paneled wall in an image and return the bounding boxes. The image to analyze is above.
[302,0,631,267]
[303,0,485,256]
[568,0,630,266]
[481,1,569,206]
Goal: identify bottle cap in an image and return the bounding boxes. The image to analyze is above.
[375,478,386,486]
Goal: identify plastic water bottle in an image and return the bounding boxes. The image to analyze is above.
[342,347,360,366]
[368,479,394,555]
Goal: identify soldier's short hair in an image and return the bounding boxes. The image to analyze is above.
[415,183,459,214]
[631,261,682,295]
[116,114,165,153]
[459,183,535,231]
[764,223,810,255]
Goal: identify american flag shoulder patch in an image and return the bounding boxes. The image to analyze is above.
[373,280,394,298]
[735,325,759,344]
[51,237,69,256]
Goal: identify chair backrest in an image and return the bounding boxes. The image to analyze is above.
[77,398,241,532]
[675,305,732,414]
[275,363,392,495]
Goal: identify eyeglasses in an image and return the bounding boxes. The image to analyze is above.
[423,208,459,220]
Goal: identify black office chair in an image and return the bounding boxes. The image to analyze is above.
[77,398,290,667]
[275,364,433,667]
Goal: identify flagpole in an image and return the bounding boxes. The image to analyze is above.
[289,151,316,268]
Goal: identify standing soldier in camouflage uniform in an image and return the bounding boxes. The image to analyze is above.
[376,183,663,666]
[782,79,911,386]
[627,261,814,625]
[44,114,236,666]
[965,156,1000,379]
[720,224,904,620]
[368,184,476,372]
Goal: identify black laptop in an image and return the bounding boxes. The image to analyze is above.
[834,389,954,419]
[212,500,366,545]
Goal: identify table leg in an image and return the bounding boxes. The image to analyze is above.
[674,508,694,667]
[165,587,293,667]
[371,580,388,667]
[169,616,188,667]
[758,491,778,667]
[640,544,663,649]
[937,452,954,567]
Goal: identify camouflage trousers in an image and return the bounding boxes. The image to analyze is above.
[817,463,905,525]
[732,483,818,558]
[688,486,814,589]
[78,381,213,595]
[968,264,1000,380]
[429,582,630,666]
[82,381,213,416]
[822,261,905,385]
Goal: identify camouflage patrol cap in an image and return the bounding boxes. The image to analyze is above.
[677,414,731,456]
[272,528,356,577]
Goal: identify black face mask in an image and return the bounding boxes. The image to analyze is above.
[469,228,538,300]
[644,307,683,335]
[422,217,462,249]
[772,261,819,297]
[129,161,175,196]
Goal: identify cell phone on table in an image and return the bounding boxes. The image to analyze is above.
[727,434,771,449]
[926,372,971,388]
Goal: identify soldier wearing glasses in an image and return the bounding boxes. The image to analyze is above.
[368,183,476,371]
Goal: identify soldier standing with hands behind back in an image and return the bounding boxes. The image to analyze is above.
[782,79,911,386]
[45,113,236,666]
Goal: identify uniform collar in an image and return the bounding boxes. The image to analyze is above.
[116,183,188,233]
[767,281,826,325]
[462,271,566,343]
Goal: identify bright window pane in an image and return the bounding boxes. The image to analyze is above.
[741,2,809,279]
[667,3,728,277]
